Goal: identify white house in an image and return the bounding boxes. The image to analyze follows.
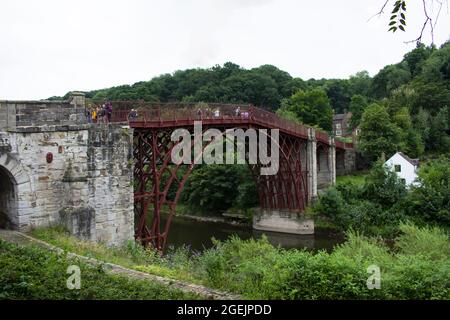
[384,152,420,187]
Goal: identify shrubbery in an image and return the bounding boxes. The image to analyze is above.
[193,223,449,299]
[0,240,198,300]
[313,158,450,235]
[181,164,258,216]
[30,223,449,300]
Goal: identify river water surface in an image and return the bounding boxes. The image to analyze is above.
[162,215,344,252]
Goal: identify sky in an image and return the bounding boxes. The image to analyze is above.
[1,0,449,100]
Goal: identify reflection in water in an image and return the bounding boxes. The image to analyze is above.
[252,230,316,250]
[162,216,343,252]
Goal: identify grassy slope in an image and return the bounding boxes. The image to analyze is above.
[0,239,199,300]
[31,227,199,283]
[30,224,449,300]
[336,171,368,185]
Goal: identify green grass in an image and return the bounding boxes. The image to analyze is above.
[335,136,353,143]
[31,227,198,284]
[336,171,368,185]
[0,239,199,300]
[29,223,450,300]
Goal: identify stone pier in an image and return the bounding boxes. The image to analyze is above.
[252,128,342,236]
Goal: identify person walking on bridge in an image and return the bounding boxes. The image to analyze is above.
[105,102,113,123]
[235,106,241,117]
[128,108,138,121]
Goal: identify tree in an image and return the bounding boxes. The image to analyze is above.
[387,97,425,158]
[323,79,351,114]
[403,44,433,76]
[181,165,257,215]
[348,71,372,97]
[182,165,241,215]
[358,103,400,162]
[221,72,280,109]
[375,0,448,45]
[251,65,293,98]
[362,160,407,209]
[280,89,333,131]
[405,158,450,226]
[349,94,369,130]
[427,107,450,152]
[370,64,411,99]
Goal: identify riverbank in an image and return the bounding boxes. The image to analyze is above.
[162,213,345,252]
[27,223,450,300]
[173,213,251,228]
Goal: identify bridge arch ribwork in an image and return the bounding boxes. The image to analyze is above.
[132,125,309,251]
[108,101,353,250]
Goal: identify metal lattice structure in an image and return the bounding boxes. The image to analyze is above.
[106,102,352,251]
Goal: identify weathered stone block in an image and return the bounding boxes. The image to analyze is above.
[59,207,95,240]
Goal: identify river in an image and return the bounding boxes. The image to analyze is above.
[162,215,344,252]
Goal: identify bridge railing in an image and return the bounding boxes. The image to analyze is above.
[107,101,253,123]
[100,101,349,148]
[315,130,330,144]
[248,106,309,139]
[335,139,354,149]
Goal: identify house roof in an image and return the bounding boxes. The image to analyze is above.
[333,114,346,120]
[397,152,420,167]
[333,112,352,122]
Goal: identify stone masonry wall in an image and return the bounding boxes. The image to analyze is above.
[336,149,356,176]
[86,124,134,245]
[317,147,331,189]
[1,124,134,246]
[0,100,86,129]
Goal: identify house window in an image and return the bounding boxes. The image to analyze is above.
[400,178,406,184]
[335,123,341,130]
[336,130,342,136]
[394,165,401,172]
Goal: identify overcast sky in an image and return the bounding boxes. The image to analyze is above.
[1,0,449,100]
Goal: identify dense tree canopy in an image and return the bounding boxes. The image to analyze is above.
[358,103,401,161]
[277,88,333,131]
[51,41,450,165]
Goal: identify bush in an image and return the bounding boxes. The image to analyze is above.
[362,161,408,209]
[314,187,346,220]
[405,158,450,226]
[0,240,198,300]
[381,254,449,299]
[395,222,450,260]
[29,224,449,300]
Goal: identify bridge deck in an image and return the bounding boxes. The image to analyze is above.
[109,102,353,149]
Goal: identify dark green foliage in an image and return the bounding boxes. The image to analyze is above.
[362,161,408,209]
[181,165,257,215]
[315,159,450,235]
[358,103,401,162]
[29,224,449,300]
[323,79,351,114]
[404,158,450,226]
[86,63,295,110]
[195,224,449,299]
[0,240,198,300]
[370,63,411,99]
[388,1,407,33]
[349,94,369,130]
[277,88,333,131]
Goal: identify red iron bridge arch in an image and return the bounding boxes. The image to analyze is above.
[108,102,353,251]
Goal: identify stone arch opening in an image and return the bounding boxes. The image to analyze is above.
[0,165,18,229]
